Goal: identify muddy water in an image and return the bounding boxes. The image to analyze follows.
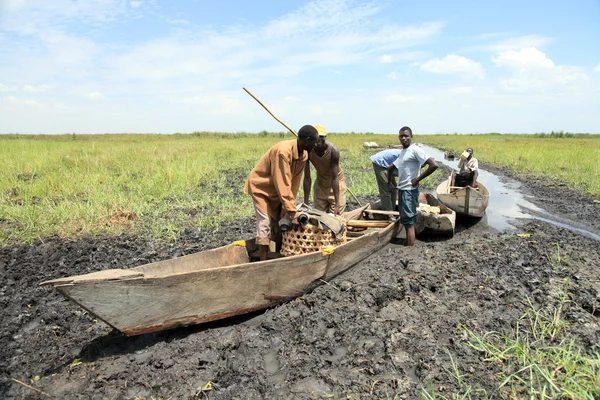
[420,144,600,241]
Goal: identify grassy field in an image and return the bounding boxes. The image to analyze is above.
[418,133,600,195]
[1,132,598,244]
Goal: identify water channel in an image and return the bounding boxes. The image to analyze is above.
[418,144,600,241]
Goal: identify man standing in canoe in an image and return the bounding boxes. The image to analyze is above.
[456,147,479,187]
[303,124,347,215]
[245,125,319,261]
[387,126,438,246]
[370,148,402,211]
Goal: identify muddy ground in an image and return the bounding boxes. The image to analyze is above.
[1,165,599,399]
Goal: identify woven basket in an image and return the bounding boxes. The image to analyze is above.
[281,223,346,256]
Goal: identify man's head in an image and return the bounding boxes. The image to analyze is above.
[313,123,327,150]
[398,126,413,148]
[466,148,473,160]
[298,125,319,152]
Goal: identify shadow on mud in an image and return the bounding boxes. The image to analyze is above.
[50,309,268,374]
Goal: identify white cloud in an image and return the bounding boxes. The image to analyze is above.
[24,84,50,92]
[594,63,600,73]
[0,0,134,35]
[0,84,18,91]
[379,55,393,63]
[384,94,417,103]
[485,35,552,52]
[420,55,484,79]
[2,95,39,106]
[85,92,105,99]
[492,47,554,71]
[449,87,473,94]
[130,1,143,8]
[386,72,398,80]
[492,47,589,93]
[498,66,588,93]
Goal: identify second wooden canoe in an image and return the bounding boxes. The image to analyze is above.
[436,174,490,217]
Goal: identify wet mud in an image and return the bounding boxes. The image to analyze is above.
[1,168,599,399]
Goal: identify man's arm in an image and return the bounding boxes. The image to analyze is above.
[412,158,438,187]
[303,161,312,204]
[330,146,342,215]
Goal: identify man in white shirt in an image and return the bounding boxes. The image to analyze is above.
[387,126,438,246]
[456,148,478,187]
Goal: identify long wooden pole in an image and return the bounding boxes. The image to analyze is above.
[346,187,362,206]
[243,87,297,137]
[243,87,362,207]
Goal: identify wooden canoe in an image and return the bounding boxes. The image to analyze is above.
[436,174,490,217]
[377,192,455,239]
[40,202,399,336]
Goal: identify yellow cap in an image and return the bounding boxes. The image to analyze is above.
[314,124,327,136]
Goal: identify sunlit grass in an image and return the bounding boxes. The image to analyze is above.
[418,133,600,196]
[1,132,597,243]
[0,132,390,243]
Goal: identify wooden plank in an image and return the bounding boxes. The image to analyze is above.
[347,220,390,228]
[41,269,144,286]
[362,209,399,216]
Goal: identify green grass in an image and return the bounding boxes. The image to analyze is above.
[418,133,600,196]
[0,132,398,243]
[1,132,597,244]
[419,248,600,399]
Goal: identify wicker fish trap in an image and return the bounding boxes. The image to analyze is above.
[281,223,346,256]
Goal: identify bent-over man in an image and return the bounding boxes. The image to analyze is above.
[370,148,402,211]
[244,125,319,260]
[387,126,438,246]
[303,124,347,215]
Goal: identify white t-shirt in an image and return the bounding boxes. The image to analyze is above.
[392,144,431,190]
[458,157,478,173]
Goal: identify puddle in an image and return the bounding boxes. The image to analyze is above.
[419,145,600,241]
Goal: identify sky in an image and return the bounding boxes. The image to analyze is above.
[1,0,599,134]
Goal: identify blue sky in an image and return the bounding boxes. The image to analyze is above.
[1,0,599,134]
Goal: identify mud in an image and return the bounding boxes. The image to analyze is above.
[1,168,599,399]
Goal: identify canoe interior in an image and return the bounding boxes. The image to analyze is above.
[436,174,490,217]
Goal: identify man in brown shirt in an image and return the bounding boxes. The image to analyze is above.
[244,125,319,260]
[303,124,346,215]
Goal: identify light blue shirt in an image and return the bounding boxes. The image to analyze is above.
[392,144,431,190]
[370,149,402,168]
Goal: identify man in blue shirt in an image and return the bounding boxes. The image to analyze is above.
[370,148,402,211]
[387,126,438,246]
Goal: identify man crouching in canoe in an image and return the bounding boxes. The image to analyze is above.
[245,125,319,260]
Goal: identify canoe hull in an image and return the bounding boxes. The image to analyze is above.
[395,192,456,238]
[42,203,396,335]
[436,175,490,217]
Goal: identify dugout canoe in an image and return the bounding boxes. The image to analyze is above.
[436,174,490,217]
[40,202,399,336]
[370,192,456,239]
